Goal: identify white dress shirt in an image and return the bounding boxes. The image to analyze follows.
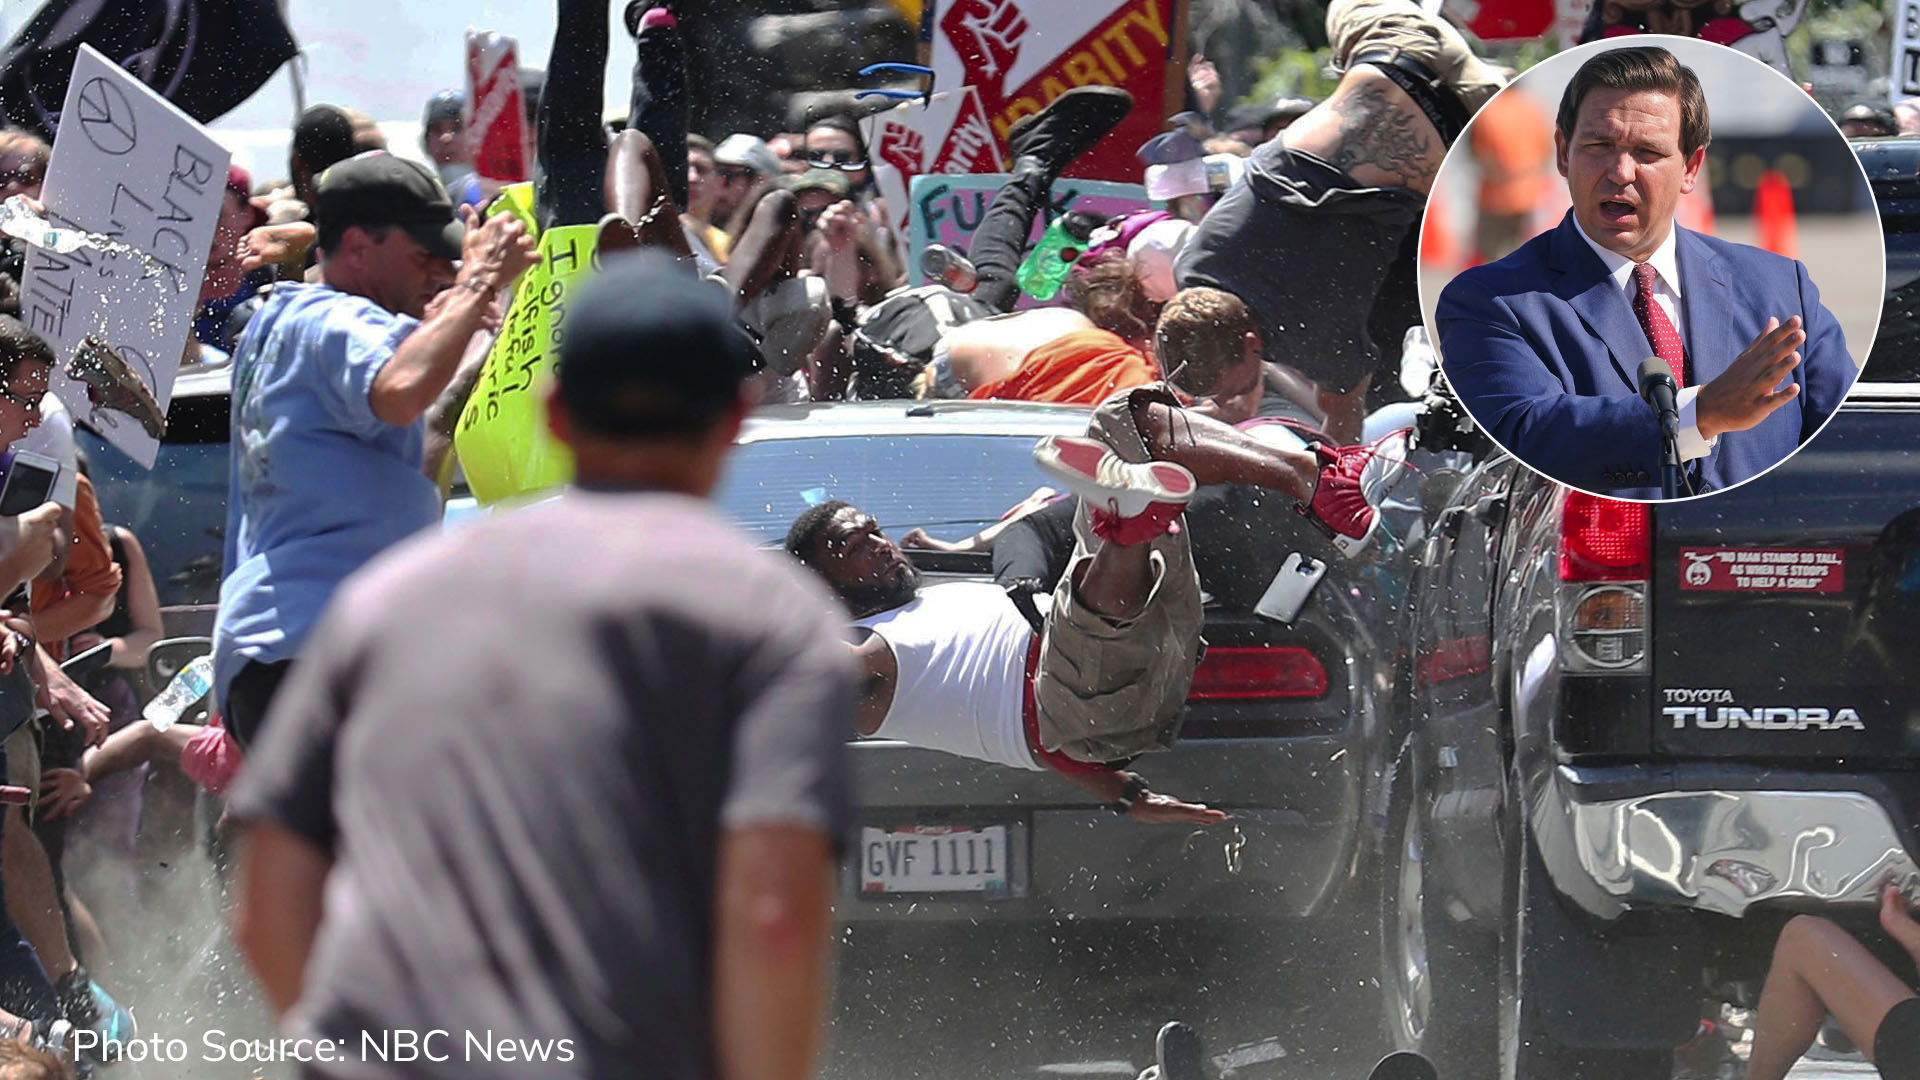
[1572,218,1715,461]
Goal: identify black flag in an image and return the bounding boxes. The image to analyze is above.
[0,0,298,140]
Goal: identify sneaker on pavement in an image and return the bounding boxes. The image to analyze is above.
[1299,427,1412,558]
[1033,435,1195,545]
[1006,86,1135,179]
[1155,1021,1207,1080]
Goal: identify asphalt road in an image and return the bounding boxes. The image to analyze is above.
[820,920,1878,1080]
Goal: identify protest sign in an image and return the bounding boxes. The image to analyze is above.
[467,31,530,183]
[454,193,592,504]
[1899,0,1920,103]
[19,44,228,469]
[904,172,1157,305]
[1445,0,1555,40]
[860,87,1005,270]
[927,0,1182,184]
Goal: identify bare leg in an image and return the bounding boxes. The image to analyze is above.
[1132,400,1319,503]
[602,130,693,256]
[1069,540,1156,623]
[2,809,71,981]
[1748,915,1917,1080]
[63,890,104,975]
[84,721,197,785]
[720,189,803,305]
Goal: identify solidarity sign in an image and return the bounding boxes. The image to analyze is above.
[20,44,228,469]
[860,88,1005,269]
[927,0,1181,184]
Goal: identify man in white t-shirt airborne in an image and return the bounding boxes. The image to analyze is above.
[786,500,1225,825]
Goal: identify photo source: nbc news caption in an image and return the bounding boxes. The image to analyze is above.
[66,1027,579,1067]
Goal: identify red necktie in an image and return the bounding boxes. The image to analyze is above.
[1631,262,1686,388]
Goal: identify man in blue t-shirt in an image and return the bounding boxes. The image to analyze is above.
[215,151,536,747]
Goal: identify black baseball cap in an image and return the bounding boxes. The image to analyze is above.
[558,252,755,436]
[313,151,464,262]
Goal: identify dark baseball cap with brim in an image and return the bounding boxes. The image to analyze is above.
[314,150,465,262]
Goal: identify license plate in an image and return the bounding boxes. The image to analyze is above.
[858,825,1012,896]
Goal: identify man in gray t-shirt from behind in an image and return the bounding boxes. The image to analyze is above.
[229,252,856,1080]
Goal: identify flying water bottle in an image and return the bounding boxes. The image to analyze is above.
[1016,211,1104,301]
[0,195,89,255]
[143,655,213,732]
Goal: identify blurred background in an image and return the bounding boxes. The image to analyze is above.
[1419,35,1885,364]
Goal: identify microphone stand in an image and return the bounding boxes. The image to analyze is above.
[1637,357,1684,500]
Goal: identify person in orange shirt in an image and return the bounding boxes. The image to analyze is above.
[1469,90,1556,262]
[968,325,1159,406]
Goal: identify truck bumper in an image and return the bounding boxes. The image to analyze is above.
[1537,764,1920,920]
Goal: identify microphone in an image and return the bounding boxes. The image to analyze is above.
[1637,356,1680,442]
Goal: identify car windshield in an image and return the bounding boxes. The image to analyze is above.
[80,392,230,609]
[715,433,1061,547]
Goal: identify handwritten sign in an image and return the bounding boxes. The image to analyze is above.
[20,44,228,469]
[927,0,1178,184]
[1679,548,1845,593]
[861,87,1005,270]
[905,172,1156,304]
[1900,0,1920,102]
[453,210,595,504]
[466,31,530,183]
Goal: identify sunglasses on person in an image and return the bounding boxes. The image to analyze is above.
[0,385,41,415]
[806,150,868,172]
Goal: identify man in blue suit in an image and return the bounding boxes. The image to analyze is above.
[1437,45,1855,499]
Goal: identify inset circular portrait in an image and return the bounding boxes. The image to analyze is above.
[1420,35,1881,501]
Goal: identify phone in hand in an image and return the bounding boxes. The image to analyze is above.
[0,451,59,517]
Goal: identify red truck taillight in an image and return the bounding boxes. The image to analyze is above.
[1557,491,1649,671]
[1187,646,1329,700]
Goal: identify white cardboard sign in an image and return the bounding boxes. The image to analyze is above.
[20,44,229,468]
[1899,0,1920,102]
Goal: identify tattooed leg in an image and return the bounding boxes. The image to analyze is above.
[1277,67,1445,193]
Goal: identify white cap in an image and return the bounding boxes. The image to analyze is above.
[715,134,780,177]
[1127,218,1195,303]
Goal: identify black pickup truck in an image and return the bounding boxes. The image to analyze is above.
[1374,142,1920,1080]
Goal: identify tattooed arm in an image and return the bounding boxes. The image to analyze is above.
[1280,67,1446,193]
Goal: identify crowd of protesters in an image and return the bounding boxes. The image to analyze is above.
[0,1,1893,1079]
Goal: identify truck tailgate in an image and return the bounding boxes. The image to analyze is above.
[1650,390,1920,760]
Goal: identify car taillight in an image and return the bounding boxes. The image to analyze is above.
[1557,491,1650,672]
[1558,491,1650,582]
[1187,647,1328,700]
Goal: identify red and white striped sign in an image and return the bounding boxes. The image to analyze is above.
[466,31,530,184]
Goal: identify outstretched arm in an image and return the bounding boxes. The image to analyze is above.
[1048,766,1227,825]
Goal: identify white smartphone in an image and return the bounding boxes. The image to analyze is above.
[0,450,59,517]
[1254,552,1327,624]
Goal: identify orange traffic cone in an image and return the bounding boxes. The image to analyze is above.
[1754,169,1797,259]
[1420,200,1457,270]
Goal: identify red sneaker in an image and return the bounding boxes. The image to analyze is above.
[1298,428,1411,558]
[1033,435,1196,546]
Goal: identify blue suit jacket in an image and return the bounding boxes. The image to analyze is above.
[1436,212,1855,498]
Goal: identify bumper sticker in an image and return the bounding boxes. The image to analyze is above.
[1679,548,1844,592]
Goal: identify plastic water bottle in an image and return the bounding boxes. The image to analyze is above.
[1015,211,1103,301]
[0,196,89,254]
[921,244,978,292]
[143,655,213,732]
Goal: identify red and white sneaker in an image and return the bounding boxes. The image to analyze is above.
[1033,435,1196,546]
[1298,427,1412,558]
